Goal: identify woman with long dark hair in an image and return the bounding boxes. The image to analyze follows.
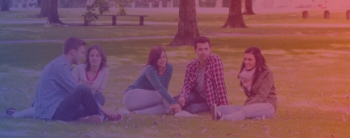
[211,46,277,121]
[123,46,181,114]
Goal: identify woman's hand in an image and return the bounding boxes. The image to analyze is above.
[170,104,182,113]
[80,80,93,88]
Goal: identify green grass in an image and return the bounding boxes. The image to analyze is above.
[1,9,350,138]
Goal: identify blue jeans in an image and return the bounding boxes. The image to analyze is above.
[217,103,275,121]
[174,91,209,114]
[52,85,101,121]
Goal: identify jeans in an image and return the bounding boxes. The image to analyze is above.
[52,85,101,121]
[217,103,275,121]
[174,91,209,114]
[123,89,170,114]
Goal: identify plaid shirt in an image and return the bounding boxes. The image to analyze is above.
[180,53,228,109]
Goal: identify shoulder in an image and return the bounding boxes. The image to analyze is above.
[208,53,223,62]
[51,58,70,71]
[166,63,173,70]
[101,66,109,72]
[187,58,198,68]
[260,67,273,77]
[144,65,157,73]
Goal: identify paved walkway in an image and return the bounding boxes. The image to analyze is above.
[2,19,350,28]
[0,33,334,44]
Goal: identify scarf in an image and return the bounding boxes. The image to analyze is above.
[238,67,256,91]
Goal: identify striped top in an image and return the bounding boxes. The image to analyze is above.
[125,63,177,104]
[72,64,109,93]
[34,55,77,120]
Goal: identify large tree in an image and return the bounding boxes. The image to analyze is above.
[37,0,49,17]
[243,0,255,15]
[47,0,63,24]
[1,0,10,12]
[169,0,200,46]
[222,0,246,28]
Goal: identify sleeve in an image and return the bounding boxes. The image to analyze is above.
[180,63,193,101]
[245,71,273,105]
[212,58,228,106]
[144,66,177,104]
[55,64,78,93]
[71,65,80,82]
[97,67,109,93]
[163,64,173,90]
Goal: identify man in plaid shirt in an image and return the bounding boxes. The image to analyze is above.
[176,36,228,114]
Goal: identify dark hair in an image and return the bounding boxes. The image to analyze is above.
[146,46,167,72]
[85,44,108,72]
[238,46,267,87]
[194,36,211,49]
[63,37,86,54]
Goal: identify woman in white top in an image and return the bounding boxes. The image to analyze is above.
[72,44,109,106]
[8,44,110,118]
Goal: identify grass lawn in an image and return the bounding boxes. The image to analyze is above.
[1,8,350,138]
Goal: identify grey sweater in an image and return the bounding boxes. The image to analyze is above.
[125,63,177,104]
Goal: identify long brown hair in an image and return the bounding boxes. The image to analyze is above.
[146,46,167,72]
[85,44,108,71]
[238,46,267,87]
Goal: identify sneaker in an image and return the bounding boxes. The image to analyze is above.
[78,115,103,124]
[6,108,16,117]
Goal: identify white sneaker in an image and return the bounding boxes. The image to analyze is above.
[78,115,103,124]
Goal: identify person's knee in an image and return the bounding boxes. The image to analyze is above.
[76,85,92,94]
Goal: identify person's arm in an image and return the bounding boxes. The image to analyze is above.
[144,66,177,105]
[180,63,194,101]
[245,71,273,106]
[212,58,228,106]
[54,63,78,93]
[163,64,172,90]
[96,68,109,93]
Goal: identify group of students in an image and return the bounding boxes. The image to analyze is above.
[4,36,277,124]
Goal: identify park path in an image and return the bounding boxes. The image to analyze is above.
[0,33,333,44]
[2,19,350,28]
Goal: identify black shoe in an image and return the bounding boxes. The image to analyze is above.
[6,108,16,117]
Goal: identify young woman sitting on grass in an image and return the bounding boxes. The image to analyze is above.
[212,46,277,121]
[123,46,182,114]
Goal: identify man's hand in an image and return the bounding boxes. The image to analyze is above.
[170,104,182,113]
[177,97,186,107]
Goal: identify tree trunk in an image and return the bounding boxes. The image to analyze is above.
[222,0,246,28]
[37,0,49,17]
[169,0,200,46]
[1,0,10,11]
[243,0,255,15]
[47,0,63,24]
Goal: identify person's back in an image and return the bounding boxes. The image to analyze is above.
[34,55,77,119]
